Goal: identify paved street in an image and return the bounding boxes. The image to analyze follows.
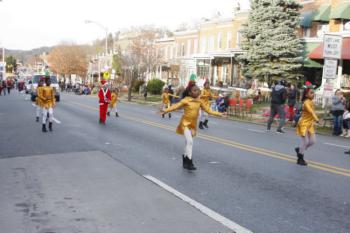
[1,91,350,233]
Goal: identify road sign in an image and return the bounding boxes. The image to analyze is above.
[322,59,338,79]
[103,71,110,80]
[323,34,342,59]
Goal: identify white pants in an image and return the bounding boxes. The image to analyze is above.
[200,109,209,122]
[108,106,118,114]
[184,127,193,160]
[42,108,53,124]
[36,105,41,117]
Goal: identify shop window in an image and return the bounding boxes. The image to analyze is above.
[317,23,329,38]
[343,20,350,31]
[302,27,311,38]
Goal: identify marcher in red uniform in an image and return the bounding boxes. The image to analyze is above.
[98,80,111,124]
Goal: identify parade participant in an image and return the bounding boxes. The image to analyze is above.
[161,87,179,118]
[199,80,215,129]
[107,88,119,117]
[35,78,44,122]
[98,80,111,124]
[160,82,223,170]
[295,86,319,166]
[38,76,56,132]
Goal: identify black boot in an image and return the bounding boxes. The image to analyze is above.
[296,151,307,166]
[182,155,187,169]
[169,113,171,119]
[199,121,204,129]
[49,122,53,132]
[42,124,47,133]
[107,112,110,117]
[36,117,39,122]
[203,119,209,128]
[116,112,119,117]
[187,158,197,170]
[162,114,165,118]
[345,150,350,155]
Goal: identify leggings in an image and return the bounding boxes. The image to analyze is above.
[200,109,209,122]
[42,108,53,124]
[299,132,316,154]
[184,127,193,159]
[36,105,41,117]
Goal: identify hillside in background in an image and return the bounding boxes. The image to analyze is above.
[6,46,52,64]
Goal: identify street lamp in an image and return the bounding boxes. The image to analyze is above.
[85,20,108,55]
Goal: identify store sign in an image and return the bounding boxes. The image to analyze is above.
[323,81,334,97]
[323,34,342,59]
[322,59,338,79]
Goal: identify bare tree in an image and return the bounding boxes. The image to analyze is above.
[121,27,162,101]
[48,44,88,83]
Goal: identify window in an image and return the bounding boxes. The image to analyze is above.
[218,32,222,49]
[209,36,215,51]
[181,43,185,56]
[302,27,311,38]
[164,47,168,60]
[170,45,173,59]
[317,23,329,38]
[343,19,350,31]
[227,32,232,49]
[194,39,198,53]
[201,37,207,53]
[236,31,242,47]
[187,40,191,56]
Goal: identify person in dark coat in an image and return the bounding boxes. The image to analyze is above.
[288,84,297,121]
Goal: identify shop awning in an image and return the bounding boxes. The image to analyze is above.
[313,4,331,21]
[309,37,350,60]
[303,42,323,68]
[300,11,315,28]
[330,3,350,20]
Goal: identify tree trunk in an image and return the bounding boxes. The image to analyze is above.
[127,70,137,101]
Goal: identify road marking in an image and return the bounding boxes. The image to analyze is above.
[324,143,349,149]
[67,101,350,177]
[248,129,265,133]
[209,161,220,164]
[52,118,61,124]
[144,175,252,233]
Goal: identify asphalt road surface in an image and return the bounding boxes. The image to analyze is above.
[0,91,349,233]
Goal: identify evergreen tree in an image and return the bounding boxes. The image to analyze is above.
[239,0,303,85]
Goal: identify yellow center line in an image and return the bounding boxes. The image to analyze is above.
[66,101,350,177]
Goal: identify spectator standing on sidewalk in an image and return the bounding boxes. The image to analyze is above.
[267,79,287,133]
[340,103,350,137]
[287,84,297,121]
[331,89,345,136]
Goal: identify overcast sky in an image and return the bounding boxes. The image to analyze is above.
[0,0,250,50]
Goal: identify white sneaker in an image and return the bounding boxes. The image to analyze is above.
[341,132,347,137]
[345,133,350,138]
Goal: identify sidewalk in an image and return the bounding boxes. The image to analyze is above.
[0,151,250,233]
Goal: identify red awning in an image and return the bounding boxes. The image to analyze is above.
[308,37,350,60]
